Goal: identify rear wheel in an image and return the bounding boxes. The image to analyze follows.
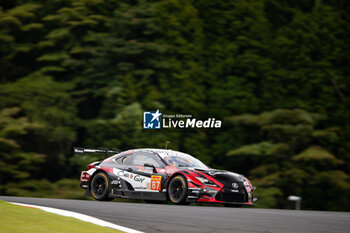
[168,175,188,204]
[90,172,114,201]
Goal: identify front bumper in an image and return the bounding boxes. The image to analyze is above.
[215,190,247,203]
[186,184,255,205]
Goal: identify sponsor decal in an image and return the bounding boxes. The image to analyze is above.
[80,171,91,180]
[150,175,162,191]
[116,170,145,183]
[117,170,130,179]
[143,167,154,174]
[208,171,228,176]
[111,180,119,185]
[113,168,160,192]
[134,175,145,183]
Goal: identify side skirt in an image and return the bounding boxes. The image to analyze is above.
[109,190,167,201]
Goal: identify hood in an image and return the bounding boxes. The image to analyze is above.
[193,167,245,182]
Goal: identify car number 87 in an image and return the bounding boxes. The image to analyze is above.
[151,175,161,191]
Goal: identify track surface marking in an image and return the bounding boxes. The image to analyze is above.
[1,196,349,233]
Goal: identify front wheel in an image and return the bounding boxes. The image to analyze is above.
[90,172,114,201]
[168,175,188,204]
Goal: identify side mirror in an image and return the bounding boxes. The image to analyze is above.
[144,163,157,173]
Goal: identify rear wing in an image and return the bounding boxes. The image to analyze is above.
[74,147,121,158]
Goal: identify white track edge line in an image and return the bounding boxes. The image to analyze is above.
[10,202,144,233]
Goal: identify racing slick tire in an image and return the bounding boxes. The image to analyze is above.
[90,172,114,201]
[168,175,188,204]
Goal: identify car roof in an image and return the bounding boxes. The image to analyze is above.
[132,148,193,158]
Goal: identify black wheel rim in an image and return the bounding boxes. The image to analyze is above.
[93,176,106,196]
[170,179,184,201]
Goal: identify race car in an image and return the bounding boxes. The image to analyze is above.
[75,147,256,206]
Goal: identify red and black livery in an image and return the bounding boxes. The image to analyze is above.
[76,148,256,206]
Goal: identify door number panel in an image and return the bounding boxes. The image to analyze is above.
[150,175,162,191]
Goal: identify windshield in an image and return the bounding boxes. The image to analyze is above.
[158,150,208,169]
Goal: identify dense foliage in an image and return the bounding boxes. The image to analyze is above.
[0,0,349,210]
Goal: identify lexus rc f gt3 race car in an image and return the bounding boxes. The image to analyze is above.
[75,147,256,206]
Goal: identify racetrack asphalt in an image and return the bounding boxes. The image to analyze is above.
[1,196,349,233]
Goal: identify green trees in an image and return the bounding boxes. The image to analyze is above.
[0,107,45,184]
[0,0,349,210]
[227,109,350,210]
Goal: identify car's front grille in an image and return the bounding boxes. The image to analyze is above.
[212,175,247,203]
[215,192,247,203]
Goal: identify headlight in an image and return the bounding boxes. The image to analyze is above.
[243,178,252,188]
[195,176,218,187]
[243,178,253,192]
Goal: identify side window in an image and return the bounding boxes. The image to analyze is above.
[133,153,161,167]
[115,154,133,165]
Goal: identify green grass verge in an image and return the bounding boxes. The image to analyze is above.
[0,201,123,233]
[0,179,90,200]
